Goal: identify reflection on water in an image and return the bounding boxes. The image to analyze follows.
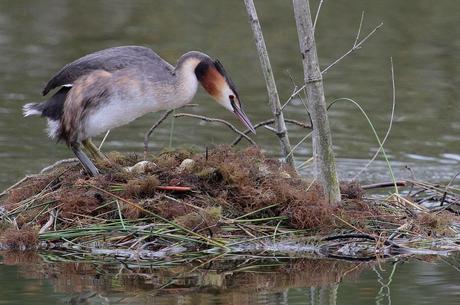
[0,0,460,188]
[1,252,460,305]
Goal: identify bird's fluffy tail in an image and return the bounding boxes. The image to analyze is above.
[23,103,44,117]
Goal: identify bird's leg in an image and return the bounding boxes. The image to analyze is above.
[82,138,108,161]
[71,143,100,176]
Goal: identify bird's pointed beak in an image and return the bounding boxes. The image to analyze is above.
[234,105,256,134]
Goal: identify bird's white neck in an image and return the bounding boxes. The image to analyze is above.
[146,52,211,111]
[169,57,201,108]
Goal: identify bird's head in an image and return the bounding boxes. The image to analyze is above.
[194,58,256,134]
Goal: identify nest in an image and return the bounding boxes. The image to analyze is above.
[0,145,459,260]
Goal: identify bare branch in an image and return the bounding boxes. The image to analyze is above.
[353,11,365,47]
[285,130,313,161]
[232,118,311,146]
[232,119,273,146]
[282,70,312,126]
[322,19,383,75]
[283,15,383,106]
[174,113,256,145]
[281,71,300,110]
[143,104,196,159]
[281,85,308,110]
[263,125,278,133]
[313,0,325,32]
[40,158,78,174]
[144,109,174,158]
[244,0,294,165]
[284,119,311,129]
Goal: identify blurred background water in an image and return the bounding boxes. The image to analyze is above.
[0,0,459,304]
[0,0,459,189]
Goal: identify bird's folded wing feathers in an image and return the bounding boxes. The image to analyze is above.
[42,46,173,96]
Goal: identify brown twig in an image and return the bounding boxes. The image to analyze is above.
[232,118,311,146]
[174,113,256,145]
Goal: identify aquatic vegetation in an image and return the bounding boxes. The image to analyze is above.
[0,146,459,261]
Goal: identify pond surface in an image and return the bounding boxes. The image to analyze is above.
[1,253,460,305]
[0,0,459,188]
[0,0,460,304]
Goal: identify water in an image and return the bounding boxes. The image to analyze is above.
[1,0,459,188]
[1,253,460,305]
[0,0,459,304]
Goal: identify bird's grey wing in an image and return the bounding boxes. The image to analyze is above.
[42,46,174,96]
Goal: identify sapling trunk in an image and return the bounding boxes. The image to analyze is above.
[243,0,294,167]
[292,0,341,205]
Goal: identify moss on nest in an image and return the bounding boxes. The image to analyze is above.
[0,145,458,255]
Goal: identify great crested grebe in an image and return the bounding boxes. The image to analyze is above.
[23,46,255,176]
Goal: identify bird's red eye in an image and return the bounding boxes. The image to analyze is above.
[229,95,235,100]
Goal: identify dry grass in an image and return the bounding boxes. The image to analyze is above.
[414,212,455,236]
[124,176,160,198]
[0,227,39,250]
[0,146,459,256]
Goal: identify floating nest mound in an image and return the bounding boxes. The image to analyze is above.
[0,145,459,260]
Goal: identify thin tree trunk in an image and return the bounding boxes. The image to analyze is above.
[243,0,294,167]
[292,0,341,205]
